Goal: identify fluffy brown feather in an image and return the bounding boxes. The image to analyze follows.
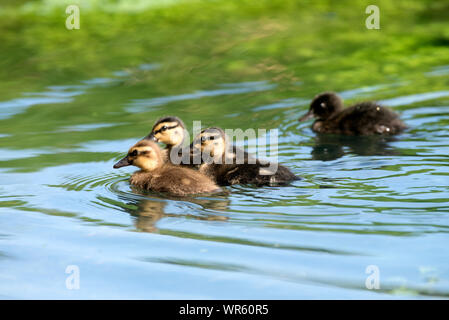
[300,92,407,135]
[192,127,299,186]
[113,140,221,196]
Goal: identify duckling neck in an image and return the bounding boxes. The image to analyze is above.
[319,109,340,121]
[330,105,343,116]
[167,144,178,152]
[136,160,163,172]
[166,142,186,164]
[139,168,156,173]
[166,138,184,152]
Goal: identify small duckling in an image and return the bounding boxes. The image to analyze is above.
[146,116,185,150]
[113,140,221,196]
[144,116,193,166]
[299,92,407,135]
[192,127,299,186]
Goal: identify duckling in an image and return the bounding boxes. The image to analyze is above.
[192,127,299,186]
[146,116,185,149]
[299,92,407,135]
[144,116,192,165]
[113,140,221,196]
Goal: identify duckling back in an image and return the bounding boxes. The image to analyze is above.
[318,102,407,135]
[200,159,299,186]
[130,164,221,196]
[193,126,299,186]
[225,162,299,186]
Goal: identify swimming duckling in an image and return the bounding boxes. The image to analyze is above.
[192,127,299,186]
[146,116,185,150]
[144,116,193,164]
[113,140,221,196]
[145,116,246,167]
[299,92,407,135]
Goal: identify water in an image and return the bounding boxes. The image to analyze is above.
[1,0,449,299]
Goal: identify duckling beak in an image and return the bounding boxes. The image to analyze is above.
[145,133,158,142]
[113,156,131,169]
[299,110,314,122]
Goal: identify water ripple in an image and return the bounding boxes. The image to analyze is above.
[126,81,277,112]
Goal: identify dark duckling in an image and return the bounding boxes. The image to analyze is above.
[192,127,299,186]
[299,92,407,135]
[113,140,221,196]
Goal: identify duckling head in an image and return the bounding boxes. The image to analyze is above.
[299,92,343,122]
[192,127,227,161]
[145,116,185,148]
[113,140,163,171]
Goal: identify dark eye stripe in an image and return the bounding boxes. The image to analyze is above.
[201,135,220,143]
[153,124,179,135]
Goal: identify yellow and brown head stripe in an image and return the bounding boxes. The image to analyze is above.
[198,127,225,143]
[113,140,161,168]
[146,116,185,141]
[153,116,184,132]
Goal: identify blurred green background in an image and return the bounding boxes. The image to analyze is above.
[1,0,448,152]
[1,0,449,96]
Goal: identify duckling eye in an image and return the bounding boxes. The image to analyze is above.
[209,136,215,141]
[161,125,168,131]
[130,150,138,156]
[320,102,326,108]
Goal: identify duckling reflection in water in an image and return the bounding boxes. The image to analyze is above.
[123,193,229,233]
[310,134,400,161]
[191,127,299,186]
[113,140,222,196]
[299,92,407,135]
[131,197,166,233]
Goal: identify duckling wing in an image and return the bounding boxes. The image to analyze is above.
[334,103,405,135]
[155,166,220,195]
[231,145,256,163]
[256,162,299,185]
[221,161,298,186]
